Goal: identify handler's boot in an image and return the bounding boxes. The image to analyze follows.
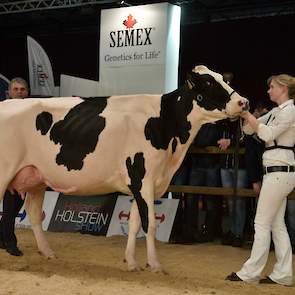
[0,239,5,249]
[5,242,23,256]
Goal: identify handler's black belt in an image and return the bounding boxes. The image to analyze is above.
[263,166,295,174]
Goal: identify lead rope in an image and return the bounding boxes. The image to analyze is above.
[233,121,241,196]
[239,117,245,141]
[232,119,242,236]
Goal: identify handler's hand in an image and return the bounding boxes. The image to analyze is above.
[252,181,262,196]
[217,138,231,150]
[240,111,251,120]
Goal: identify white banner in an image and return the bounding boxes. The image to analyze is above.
[0,73,10,101]
[98,3,180,96]
[27,36,55,96]
[107,195,179,242]
[100,4,167,68]
[0,191,59,231]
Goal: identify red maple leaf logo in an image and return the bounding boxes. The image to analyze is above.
[123,14,137,29]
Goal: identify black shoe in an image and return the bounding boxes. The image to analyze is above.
[221,231,234,245]
[6,246,23,256]
[259,276,277,285]
[225,272,243,281]
[232,235,243,247]
[169,235,195,245]
[194,231,214,243]
[0,239,5,249]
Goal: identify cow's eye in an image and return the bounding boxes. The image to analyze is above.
[206,81,211,86]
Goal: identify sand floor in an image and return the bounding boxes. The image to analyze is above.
[0,229,294,295]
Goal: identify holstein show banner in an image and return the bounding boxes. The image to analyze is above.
[47,193,118,235]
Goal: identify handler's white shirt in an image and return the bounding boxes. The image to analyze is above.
[243,99,295,166]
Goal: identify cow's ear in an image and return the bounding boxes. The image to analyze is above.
[186,73,196,90]
[186,79,195,90]
[186,72,199,90]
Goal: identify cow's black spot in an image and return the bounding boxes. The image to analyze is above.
[145,72,231,152]
[126,152,148,233]
[172,138,177,153]
[145,89,193,152]
[36,111,53,135]
[188,73,230,111]
[80,96,109,102]
[50,97,109,171]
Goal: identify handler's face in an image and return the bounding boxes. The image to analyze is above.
[267,80,287,104]
[9,82,28,99]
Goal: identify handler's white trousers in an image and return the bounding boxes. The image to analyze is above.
[237,171,295,286]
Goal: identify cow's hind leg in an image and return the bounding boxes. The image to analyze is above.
[25,189,55,258]
[125,200,142,271]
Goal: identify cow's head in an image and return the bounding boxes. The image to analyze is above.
[186,65,249,118]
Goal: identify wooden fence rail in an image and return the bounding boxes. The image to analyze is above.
[167,185,295,199]
[166,146,295,199]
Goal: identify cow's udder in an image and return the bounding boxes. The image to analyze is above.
[8,165,46,198]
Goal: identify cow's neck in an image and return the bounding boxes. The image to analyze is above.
[187,100,228,147]
[166,89,228,178]
[168,86,227,149]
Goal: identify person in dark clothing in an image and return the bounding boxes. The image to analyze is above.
[243,101,269,244]
[0,77,29,256]
[219,119,249,247]
[188,122,223,242]
[219,72,249,247]
[170,123,224,243]
[0,192,25,256]
[244,101,269,195]
[169,155,193,244]
[244,134,264,194]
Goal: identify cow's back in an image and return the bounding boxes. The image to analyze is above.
[1,96,171,196]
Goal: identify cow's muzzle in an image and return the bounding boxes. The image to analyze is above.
[238,99,249,111]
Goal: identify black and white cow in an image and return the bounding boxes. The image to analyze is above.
[0,65,248,272]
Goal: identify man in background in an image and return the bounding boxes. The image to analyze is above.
[0,77,29,256]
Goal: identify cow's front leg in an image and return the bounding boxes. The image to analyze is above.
[144,198,164,273]
[25,189,55,258]
[126,152,164,273]
[125,200,142,271]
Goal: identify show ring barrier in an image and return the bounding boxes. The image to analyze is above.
[167,146,295,199]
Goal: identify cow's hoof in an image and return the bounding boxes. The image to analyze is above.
[38,250,56,259]
[125,261,143,271]
[146,263,168,274]
[124,257,143,271]
[128,264,143,272]
[46,253,57,260]
[128,266,143,272]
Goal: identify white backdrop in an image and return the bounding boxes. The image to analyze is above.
[0,191,59,230]
[60,2,181,97]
